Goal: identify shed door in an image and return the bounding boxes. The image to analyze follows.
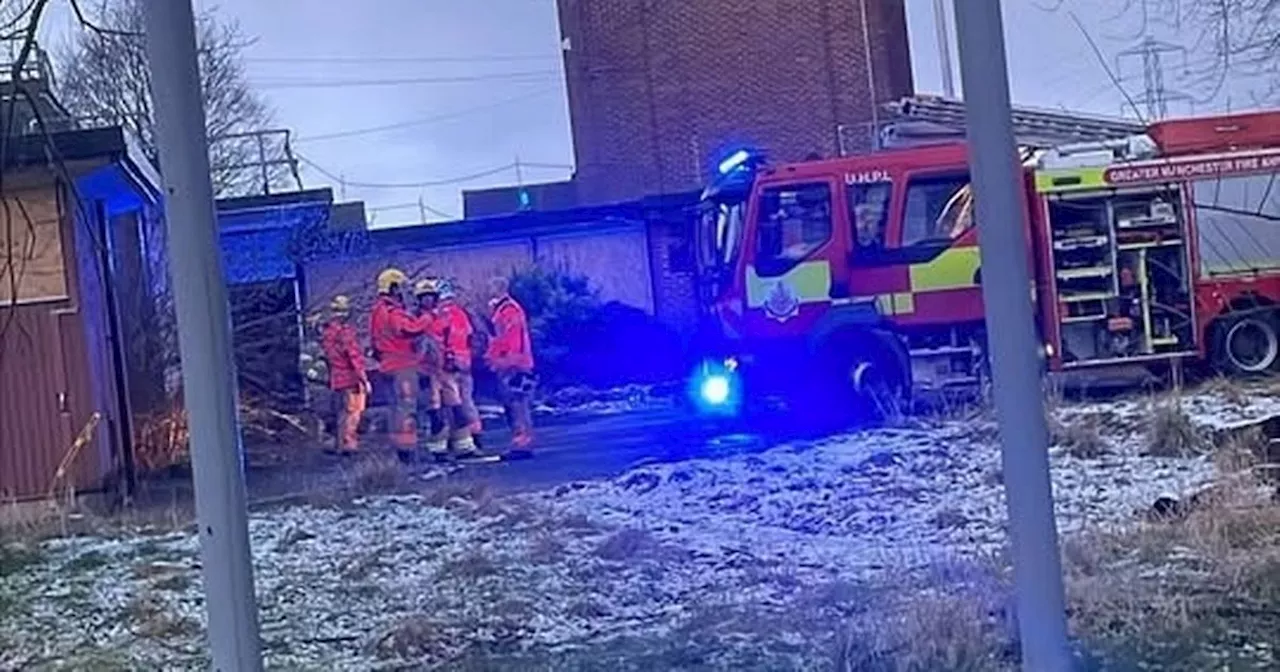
[0,187,80,501]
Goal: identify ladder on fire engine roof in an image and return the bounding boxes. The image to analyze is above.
[872,95,1147,152]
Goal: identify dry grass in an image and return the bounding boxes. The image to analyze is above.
[347,453,406,493]
[1049,415,1109,459]
[128,591,202,641]
[835,590,1014,672]
[0,543,44,578]
[419,479,493,509]
[846,408,1280,672]
[1064,475,1280,670]
[1213,425,1268,474]
[841,489,1280,670]
[1201,376,1250,408]
[1146,397,1208,457]
[133,394,318,474]
[436,550,500,582]
[368,614,451,661]
[594,527,663,562]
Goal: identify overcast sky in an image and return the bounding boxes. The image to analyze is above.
[35,0,1260,227]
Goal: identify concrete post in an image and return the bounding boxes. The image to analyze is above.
[951,1,1074,670]
[140,1,264,669]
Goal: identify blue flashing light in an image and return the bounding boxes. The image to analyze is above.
[717,149,752,175]
[518,189,531,208]
[700,374,731,406]
[688,359,742,416]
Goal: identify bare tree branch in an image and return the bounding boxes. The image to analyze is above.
[53,0,291,197]
[1047,0,1280,106]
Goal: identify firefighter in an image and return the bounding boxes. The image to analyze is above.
[319,295,370,455]
[300,310,332,442]
[369,268,433,462]
[412,277,451,460]
[485,276,536,456]
[419,278,481,459]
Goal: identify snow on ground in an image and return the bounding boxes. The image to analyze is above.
[476,383,678,424]
[534,383,678,418]
[2,383,1277,670]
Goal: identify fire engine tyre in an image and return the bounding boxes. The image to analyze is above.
[1216,313,1280,376]
[814,330,910,426]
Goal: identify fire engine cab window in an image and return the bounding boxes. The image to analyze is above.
[902,175,975,247]
[755,183,832,275]
[1193,174,1280,274]
[848,183,891,250]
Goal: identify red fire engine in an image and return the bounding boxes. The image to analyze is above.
[691,109,1280,417]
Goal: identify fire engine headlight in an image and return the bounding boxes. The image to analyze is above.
[700,374,732,406]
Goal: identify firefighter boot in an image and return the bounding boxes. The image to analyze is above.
[448,405,480,459]
[423,407,451,463]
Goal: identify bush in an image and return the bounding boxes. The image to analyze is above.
[508,265,685,389]
[509,265,603,387]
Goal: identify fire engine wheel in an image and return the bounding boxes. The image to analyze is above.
[814,332,910,426]
[1218,314,1280,375]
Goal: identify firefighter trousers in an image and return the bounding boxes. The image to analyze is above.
[424,371,476,455]
[332,385,367,453]
[499,371,536,447]
[389,369,419,455]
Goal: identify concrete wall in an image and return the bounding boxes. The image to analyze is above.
[302,222,656,327]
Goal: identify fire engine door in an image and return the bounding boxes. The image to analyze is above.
[743,179,841,322]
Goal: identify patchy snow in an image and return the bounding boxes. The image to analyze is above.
[1062,378,1280,432]
[2,382,1278,669]
[475,383,679,423]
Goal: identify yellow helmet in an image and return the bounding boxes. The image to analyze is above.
[413,277,442,296]
[329,295,352,315]
[376,268,408,294]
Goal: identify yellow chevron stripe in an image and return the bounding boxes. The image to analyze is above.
[909,246,981,293]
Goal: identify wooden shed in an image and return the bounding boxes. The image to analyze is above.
[0,127,163,504]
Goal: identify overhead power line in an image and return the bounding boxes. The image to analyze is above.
[246,53,559,64]
[294,89,556,143]
[252,70,560,90]
[366,199,457,219]
[296,154,572,190]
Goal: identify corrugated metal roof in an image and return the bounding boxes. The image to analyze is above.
[221,227,298,284]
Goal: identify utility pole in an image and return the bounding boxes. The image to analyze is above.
[140,1,264,670]
[933,0,957,98]
[951,2,1073,671]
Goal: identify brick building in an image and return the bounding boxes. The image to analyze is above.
[556,0,913,205]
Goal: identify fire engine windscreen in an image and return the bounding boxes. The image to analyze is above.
[696,199,746,289]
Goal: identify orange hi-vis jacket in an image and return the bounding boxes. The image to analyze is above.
[433,300,473,371]
[486,295,534,372]
[320,319,367,390]
[370,294,431,373]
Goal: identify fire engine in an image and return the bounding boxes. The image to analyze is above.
[690,108,1280,418]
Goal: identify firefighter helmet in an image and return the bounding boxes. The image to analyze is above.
[376,268,408,294]
[329,294,352,315]
[413,277,442,296]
